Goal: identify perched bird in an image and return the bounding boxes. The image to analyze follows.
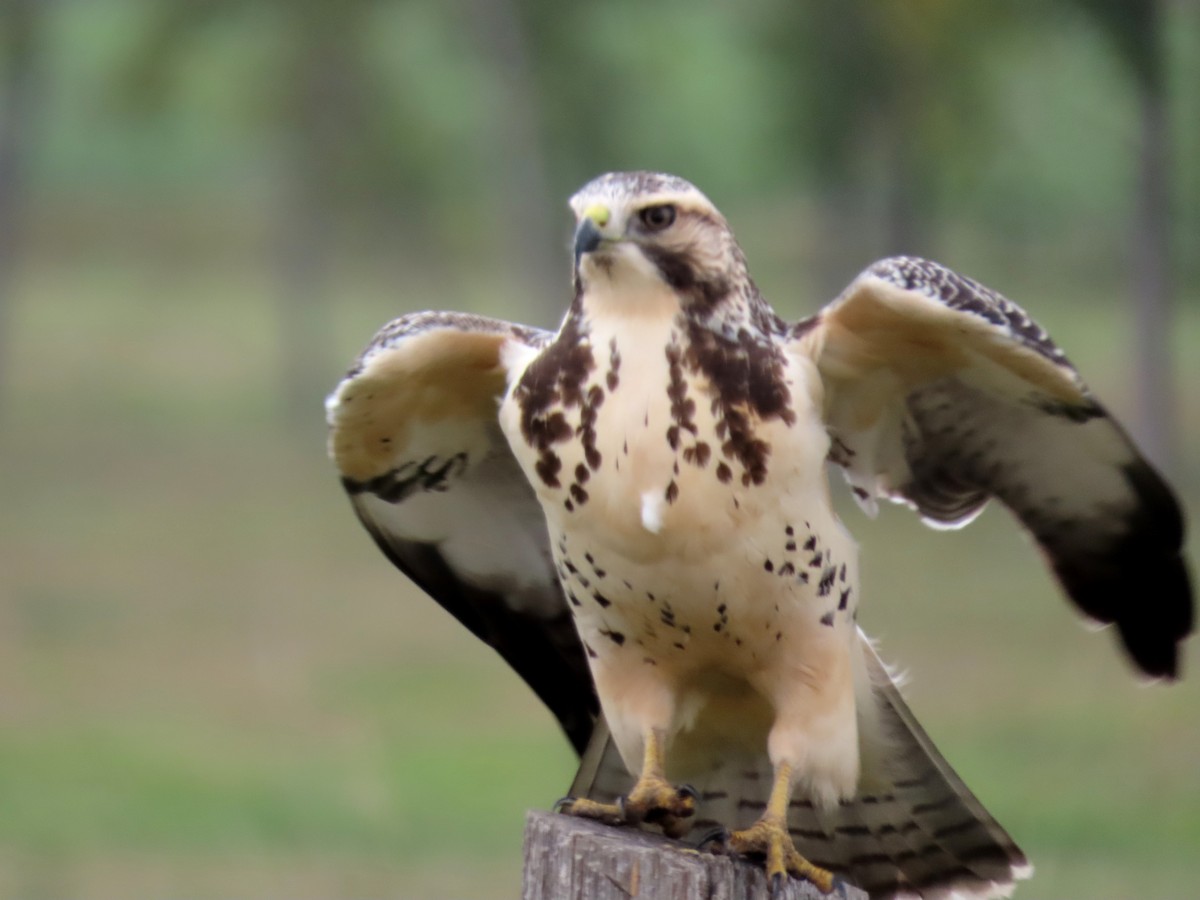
[326,171,1192,898]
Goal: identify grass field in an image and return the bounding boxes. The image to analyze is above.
[2,242,1198,899]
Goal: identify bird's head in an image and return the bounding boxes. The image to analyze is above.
[568,172,748,311]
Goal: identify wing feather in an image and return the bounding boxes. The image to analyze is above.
[798,257,1192,679]
[327,312,598,753]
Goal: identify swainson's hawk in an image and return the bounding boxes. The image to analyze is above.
[327,171,1192,898]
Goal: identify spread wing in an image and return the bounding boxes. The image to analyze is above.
[794,256,1193,680]
[326,311,598,753]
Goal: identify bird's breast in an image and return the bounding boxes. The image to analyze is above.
[500,311,861,738]
[502,310,835,567]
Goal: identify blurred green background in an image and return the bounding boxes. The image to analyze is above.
[2,1,1198,897]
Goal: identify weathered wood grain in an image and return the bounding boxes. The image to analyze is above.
[522,809,867,900]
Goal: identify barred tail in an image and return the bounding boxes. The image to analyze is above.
[568,636,1030,899]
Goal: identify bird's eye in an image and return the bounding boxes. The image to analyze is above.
[638,204,677,232]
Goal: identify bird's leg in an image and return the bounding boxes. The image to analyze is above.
[727,761,837,895]
[556,727,696,838]
[618,727,697,837]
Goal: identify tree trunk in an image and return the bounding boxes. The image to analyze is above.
[275,19,353,435]
[461,0,561,325]
[0,0,41,417]
[1067,0,1178,474]
[1129,8,1175,474]
[879,68,933,258]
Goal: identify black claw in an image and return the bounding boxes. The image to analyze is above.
[830,875,852,898]
[696,825,731,854]
[769,871,788,900]
[552,796,575,815]
[677,783,700,803]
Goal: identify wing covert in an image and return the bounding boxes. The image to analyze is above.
[796,256,1193,680]
[327,311,598,753]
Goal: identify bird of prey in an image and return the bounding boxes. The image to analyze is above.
[326,171,1192,898]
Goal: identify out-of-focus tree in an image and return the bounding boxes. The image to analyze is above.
[459,0,559,318]
[1060,0,1177,473]
[119,0,563,428]
[103,0,1193,452]
[0,0,44,416]
[121,2,382,432]
[756,0,1018,291]
[519,2,793,207]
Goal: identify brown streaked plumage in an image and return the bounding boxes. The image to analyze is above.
[327,171,1191,898]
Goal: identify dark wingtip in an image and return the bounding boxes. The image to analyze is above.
[1116,461,1194,680]
[1116,552,1193,681]
[1049,458,1193,681]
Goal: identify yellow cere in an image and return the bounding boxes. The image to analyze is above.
[583,203,610,227]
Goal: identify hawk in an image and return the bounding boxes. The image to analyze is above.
[327,171,1192,898]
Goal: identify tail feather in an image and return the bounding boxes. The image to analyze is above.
[568,634,1030,899]
[857,637,1030,897]
[567,715,628,804]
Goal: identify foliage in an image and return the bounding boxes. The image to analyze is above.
[20,1,1195,239]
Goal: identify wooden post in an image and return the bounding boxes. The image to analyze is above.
[522,810,867,900]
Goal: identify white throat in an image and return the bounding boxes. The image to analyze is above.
[578,256,681,324]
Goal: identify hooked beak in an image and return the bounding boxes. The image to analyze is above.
[573,204,611,267]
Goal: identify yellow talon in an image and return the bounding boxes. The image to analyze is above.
[554,795,625,825]
[728,761,839,894]
[556,728,696,838]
